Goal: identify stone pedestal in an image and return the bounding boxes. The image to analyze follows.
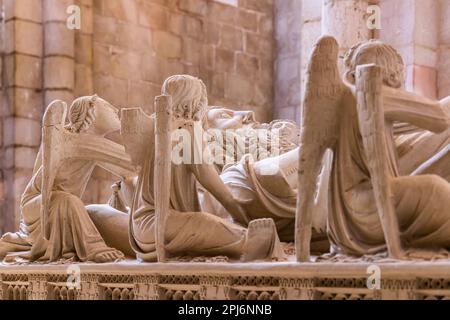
[1,262,450,300]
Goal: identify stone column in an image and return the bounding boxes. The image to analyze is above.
[1,0,44,232]
[274,0,302,122]
[74,0,93,96]
[0,0,4,233]
[322,0,375,70]
[274,0,321,124]
[380,0,439,99]
[77,0,107,206]
[274,0,376,124]
[43,0,75,106]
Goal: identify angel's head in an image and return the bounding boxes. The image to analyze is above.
[344,40,405,88]
[67,95,120,135]
[161,75,208,123]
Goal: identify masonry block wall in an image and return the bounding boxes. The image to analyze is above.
[274,0,321,123]
[85,0,275,204]
[0,0,275,232]
[0,0,3,233]
[274,0,450,123]
[380,0,439,99]
[1,0,45,232]
[92,0,274,119]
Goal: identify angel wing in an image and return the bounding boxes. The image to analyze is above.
[120,108,154,168]
[41,100,68,240]
[154,95,173,262]
[120,107,158,260]
[355,64,402,258]
[295,35,347,261]
[120,101,173,262]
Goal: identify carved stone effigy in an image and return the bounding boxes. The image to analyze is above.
[1,35,450,300]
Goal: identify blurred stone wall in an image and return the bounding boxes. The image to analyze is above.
[1,0,46,232]
[438,0,450,99]
[86,0,275,205]
[273,0,450,127]
[274,0,320,123]
[0,0,3,232]
[380,0,438,99]
[93,0,274,120]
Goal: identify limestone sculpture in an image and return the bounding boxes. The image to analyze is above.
[199,107,330,251]
[2,33,450,301]
[91,97,331,259]
[0,96,137,263]
[118,75,284,262]
[1,37,448,268]
[296,36,450,262]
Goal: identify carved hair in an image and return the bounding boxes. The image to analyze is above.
[161,75,208,121]
[344,40,405,88]
[66,95,97,133]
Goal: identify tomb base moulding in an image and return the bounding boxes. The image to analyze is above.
[0,262,449,300]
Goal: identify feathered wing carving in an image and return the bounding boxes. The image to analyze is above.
[295,35,346,262]
[41,100,68,240]
[120,108,156,257]
[120,108,154,168]
[355,64,403,258]
[154,95,173,262]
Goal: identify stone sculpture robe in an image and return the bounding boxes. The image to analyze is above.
[0,156,114,262]
[129,122,247,262]
[328,91,450,255]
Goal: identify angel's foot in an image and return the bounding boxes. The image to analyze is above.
[93,248,124,263]
[242,218,283,262]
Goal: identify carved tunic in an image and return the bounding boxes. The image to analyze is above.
[1,158,113,262]
[328,93,450,256]
[130,124,246,262]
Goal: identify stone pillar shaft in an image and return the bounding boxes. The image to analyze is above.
[438,0,450,98]
[43,0,75,105]
[380,0,439,99]
[74,0,93,96]
[322,0,373,48]
[322,0,375,72]
[0,0,4,233]
[1,0,44,232]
